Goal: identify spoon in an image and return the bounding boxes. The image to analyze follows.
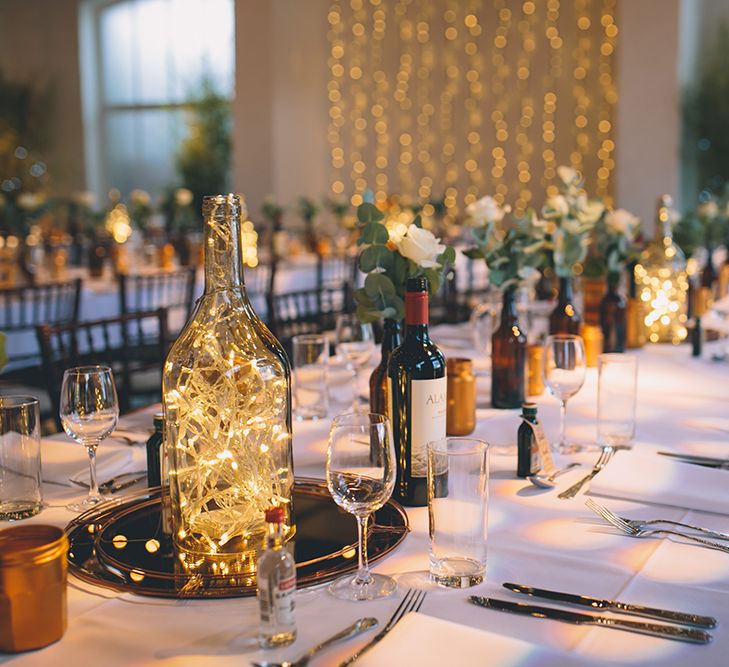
[527,462,581,489]
[253,617,378,667]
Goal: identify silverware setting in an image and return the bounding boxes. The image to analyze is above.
[468,596,712,644]
[658,451,729,469]
[338,588,427,666]
[585,497,729,541]
[558,446,614,499]
[253,617,378,667]
[70,470,147,494]
[586,499,729,553]
[502,582,717,628]
[528,462,581,489]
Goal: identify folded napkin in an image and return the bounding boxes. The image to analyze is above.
[589,450,729,514]
[41,438,135,486]
[357,612,571,667]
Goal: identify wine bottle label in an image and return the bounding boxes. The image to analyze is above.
[259,574,296,626]
[410,376,447,477]
[523,419,555,474]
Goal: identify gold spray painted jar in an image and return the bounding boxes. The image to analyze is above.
[446,358,476,436]
[0,525,68,652]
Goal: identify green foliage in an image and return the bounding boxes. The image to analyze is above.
[176,76,231,217]
[352,202,454,323]
[298,196,319,222]
[683,22,729,194]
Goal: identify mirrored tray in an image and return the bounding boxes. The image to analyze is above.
[66,478,409,599]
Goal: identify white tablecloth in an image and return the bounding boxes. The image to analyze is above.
[4,333,729,666]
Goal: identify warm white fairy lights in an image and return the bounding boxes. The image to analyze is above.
[327,0,617,211]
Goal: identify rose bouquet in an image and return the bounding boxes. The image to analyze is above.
[353,202,455,323]
[541,166,605,277]
[463,195,545,292]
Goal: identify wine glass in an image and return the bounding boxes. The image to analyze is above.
[543,335,586,454]
[60,366,119,512]
[326,412,397,601]
[335,314,374,406]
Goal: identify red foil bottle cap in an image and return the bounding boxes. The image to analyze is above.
[264,507,285,524]
[405,277,429,325]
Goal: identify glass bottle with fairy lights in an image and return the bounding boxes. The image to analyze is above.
[162,194,295,589]
[634,195,689,344]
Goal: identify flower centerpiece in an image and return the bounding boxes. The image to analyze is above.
[540,166,605,334]
[353,201,454,414]
[464,196,545,408]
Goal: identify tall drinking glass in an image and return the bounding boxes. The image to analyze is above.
[60,366,119,512]
[598,353,638,448]
[543,335,586,453]
[326,412,396,600]
[428,437,489,588]
[0,396,42,520]
[292,334,329,420]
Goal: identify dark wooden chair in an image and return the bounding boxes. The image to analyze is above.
[35,308,169,428]
[118,268,196,337]
[269,284,351,355]
[316,252,358,290]
[0,278,82,383]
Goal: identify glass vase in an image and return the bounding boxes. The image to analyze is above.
[599,273,627,353]
[163,194,294,590]
[491,288,527,409]
[549,277,582,335]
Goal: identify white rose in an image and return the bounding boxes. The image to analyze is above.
[542,194,569,219]
[130,189,151,206]
[605,208,639,236]
[557,165,580,187]
[175,188,194,207]
[386,219,408,244]
[397,224,445,268]
[698,200,719,220]
[466,195,507,226]
[575,194,604,225]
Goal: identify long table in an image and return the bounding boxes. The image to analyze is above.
[4,329,729,666]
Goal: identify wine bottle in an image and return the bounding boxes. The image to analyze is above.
[369,318,403,416]
[388,277,447,507]
[491,288,527,409]
[549,277,582,334]
[599,273,627,353]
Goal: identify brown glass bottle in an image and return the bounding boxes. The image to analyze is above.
[369,318,403,416]
[599,273,626,353]
[702,250,717,296]
[549,277,581,335]
[491,288,527,409]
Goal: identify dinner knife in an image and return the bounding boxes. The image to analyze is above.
[502,583,717,628]
[658,451,729,468]
[468,597,712,644]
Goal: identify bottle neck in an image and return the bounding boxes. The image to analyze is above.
[501,288,519,321]
[381,318,402,354]
[558,277,573,303]
[264,521,284,550]
[404,291,429,340]
[203,200,244,294]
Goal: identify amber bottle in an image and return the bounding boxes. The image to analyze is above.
[492,288,527,409]
[549,277,581,335]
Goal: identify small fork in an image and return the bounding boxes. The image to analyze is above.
[585,499,729,554]
[558,446,614,500]
[338,588,427,666]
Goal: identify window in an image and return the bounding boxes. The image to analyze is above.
[80,0,234,199]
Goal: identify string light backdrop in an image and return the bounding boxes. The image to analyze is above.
[327,0,617,218]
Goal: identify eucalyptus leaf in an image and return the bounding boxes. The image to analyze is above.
[357,202,384,224]
[360,222,389,245]
[360,245,394,273]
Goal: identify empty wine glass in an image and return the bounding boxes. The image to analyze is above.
[335,314,374,405]
[60,366,119,512]
[326,412,397,601]
[543,335,586,454]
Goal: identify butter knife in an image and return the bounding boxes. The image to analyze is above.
[503,583,716,628]
[468,597,712,644]
[658,451,729,469]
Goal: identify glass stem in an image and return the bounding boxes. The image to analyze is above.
[559,400,568,449]
[87,445,99,497]
[354,514,373,587]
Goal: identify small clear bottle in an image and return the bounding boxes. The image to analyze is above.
[257,507,296,649]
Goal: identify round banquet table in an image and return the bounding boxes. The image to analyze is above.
[3,325,729,667]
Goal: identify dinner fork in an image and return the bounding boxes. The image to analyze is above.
[338,588,427,666]
[585,499,729,553]
[585,498,729,541]
[558,446,614,499]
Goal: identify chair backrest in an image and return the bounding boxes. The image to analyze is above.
[0,278,82,370]
[317,253,358,290]
[118,268,197,334]
[269,284,351,354]
[35,308,169,426]
[244,263,272,296]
